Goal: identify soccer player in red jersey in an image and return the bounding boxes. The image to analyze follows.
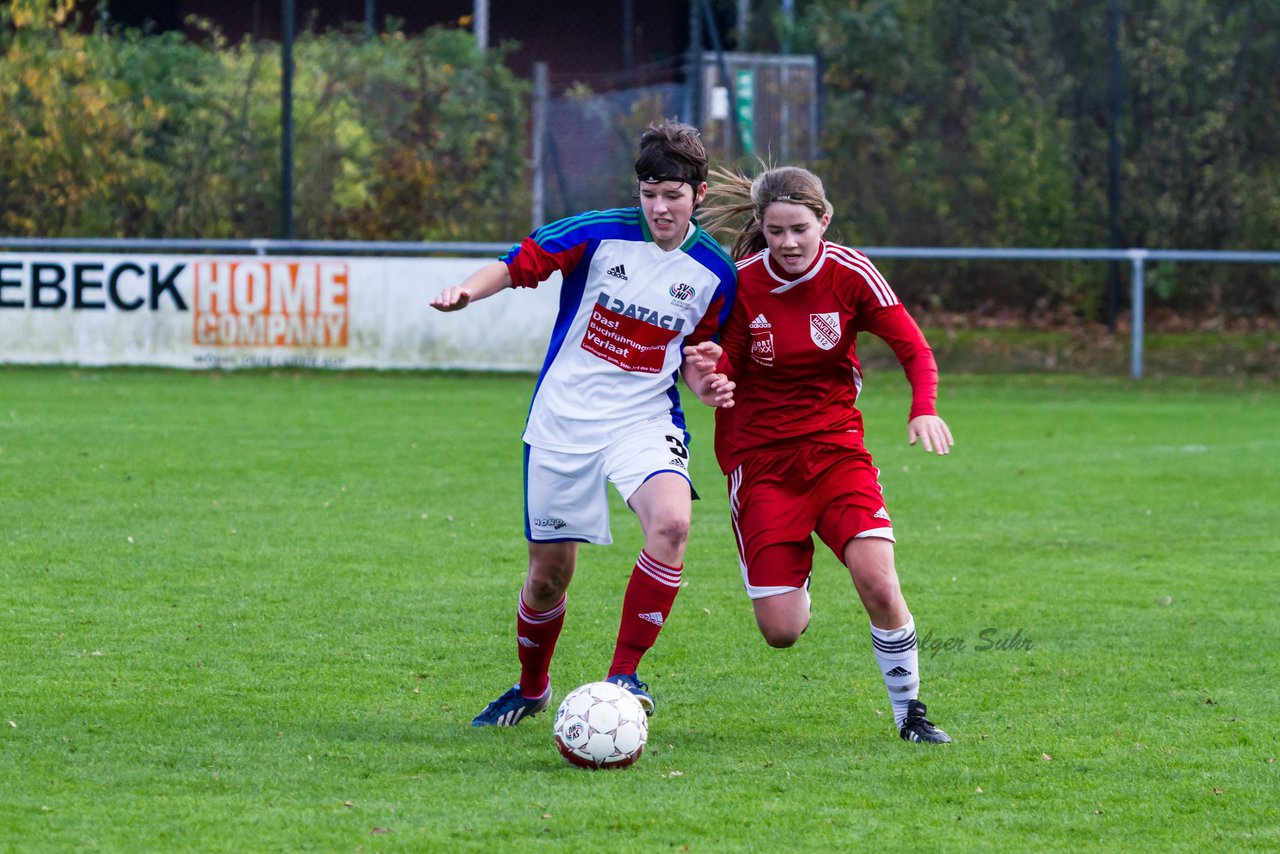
[686,165,954,743]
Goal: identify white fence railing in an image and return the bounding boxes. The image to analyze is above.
[3,238,1277,378]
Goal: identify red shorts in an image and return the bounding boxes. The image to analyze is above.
[727,441,894,599]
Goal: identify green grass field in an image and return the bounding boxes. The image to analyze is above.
[1,366,1276,851]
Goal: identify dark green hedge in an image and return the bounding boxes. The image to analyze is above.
[3,1,1276,318]
[790,0,1280,317]
[0,7,529,242]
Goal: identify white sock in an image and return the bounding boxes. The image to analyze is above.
[870,617,920,728]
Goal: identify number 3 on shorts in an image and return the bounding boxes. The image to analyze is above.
[666,435,689,460]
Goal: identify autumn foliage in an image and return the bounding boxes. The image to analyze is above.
[0,1,528,241]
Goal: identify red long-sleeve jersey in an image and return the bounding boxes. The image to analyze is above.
[714,241,938,474]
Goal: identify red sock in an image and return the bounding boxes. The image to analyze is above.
[608,551,682,678]
[517,594,565,698]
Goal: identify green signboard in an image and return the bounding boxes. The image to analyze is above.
[734,69,755,156]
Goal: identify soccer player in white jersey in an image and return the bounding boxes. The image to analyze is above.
[431,122,737,727]
[687,165,954,743]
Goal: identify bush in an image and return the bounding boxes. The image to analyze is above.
[793,0,1280,320]
[0,4,529,241]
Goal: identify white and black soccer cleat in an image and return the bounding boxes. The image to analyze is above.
[899,699,952,744]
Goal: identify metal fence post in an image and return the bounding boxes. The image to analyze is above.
[683,1,702,124]
[473,0,488,51]
[1130,249,1147,380]
[531,62,548,231]
[281,0,295,240]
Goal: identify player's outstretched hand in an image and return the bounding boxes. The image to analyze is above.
[908,414,954,456]
[430,287,472,312]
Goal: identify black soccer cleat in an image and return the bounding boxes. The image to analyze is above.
[899,699,952,744]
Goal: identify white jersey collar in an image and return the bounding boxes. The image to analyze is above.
[656,220,697,254]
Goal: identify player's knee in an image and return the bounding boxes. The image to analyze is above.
[525,576,568,605]
[762,629,801,649]
[526,563,572,601]
[646,515,690,552]
[759,621,806,649]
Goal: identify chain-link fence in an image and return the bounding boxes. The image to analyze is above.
[531,50,818,225]
[697,51,818,166]
[534,66,684,224]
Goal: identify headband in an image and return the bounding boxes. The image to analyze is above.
[638,174,699,187]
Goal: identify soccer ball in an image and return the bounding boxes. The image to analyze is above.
[553,681,648,769]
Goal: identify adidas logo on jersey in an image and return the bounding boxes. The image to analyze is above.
[638,611,665,627]
[606,264,628,280]
[749,314,775,366]
[873,507,891,521]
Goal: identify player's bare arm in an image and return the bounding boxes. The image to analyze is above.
[430,261,512,312]
[907,414,954,456]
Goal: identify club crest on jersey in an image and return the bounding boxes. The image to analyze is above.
[749,313,774,366]
[669,282,695,302]
[810,312,841,350]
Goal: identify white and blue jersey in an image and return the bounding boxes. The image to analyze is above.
[503,207,736,453]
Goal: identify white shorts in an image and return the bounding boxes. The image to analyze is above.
[524,419,693,544]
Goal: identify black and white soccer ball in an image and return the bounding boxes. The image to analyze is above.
[552,681,648,769]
